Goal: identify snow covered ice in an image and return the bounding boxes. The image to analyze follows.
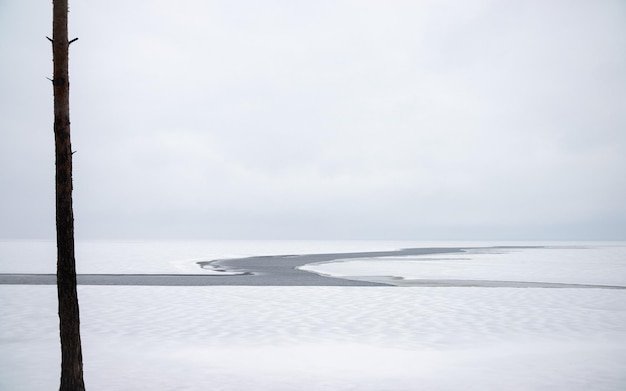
[1,240,626,390]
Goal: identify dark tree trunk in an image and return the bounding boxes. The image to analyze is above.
[51,0,85,390]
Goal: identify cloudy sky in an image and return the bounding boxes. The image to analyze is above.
[1,0,625,240]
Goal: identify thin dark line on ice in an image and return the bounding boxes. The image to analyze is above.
[1,246,623,288]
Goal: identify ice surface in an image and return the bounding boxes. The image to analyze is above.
[0,239,468,274]
[2,285,625,390]
[1,241,626,390]
[300,245,626,287]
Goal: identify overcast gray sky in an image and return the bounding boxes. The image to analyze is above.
[1,0,625,240]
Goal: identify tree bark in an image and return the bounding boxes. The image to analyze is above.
[52,0,85,390]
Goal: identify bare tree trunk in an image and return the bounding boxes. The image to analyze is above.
[51,0,85,390]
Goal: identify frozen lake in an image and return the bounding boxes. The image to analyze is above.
[1,240,625,390]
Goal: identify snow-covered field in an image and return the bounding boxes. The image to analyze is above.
[1,240,626,390]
